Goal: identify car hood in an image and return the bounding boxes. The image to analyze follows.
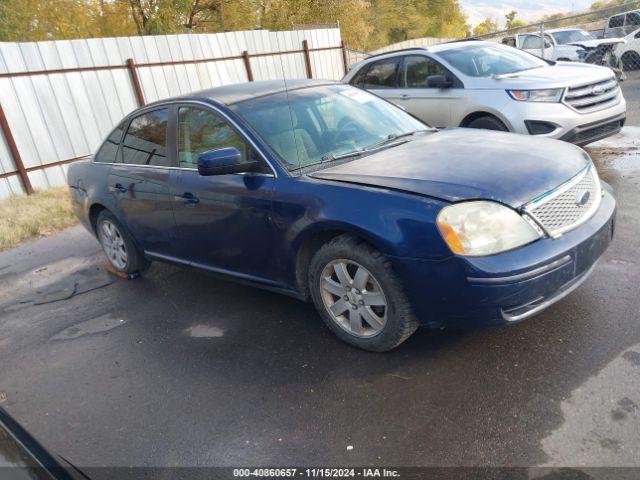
[488,62,614,89]
[567,38,626,48]
[309,129,590,208]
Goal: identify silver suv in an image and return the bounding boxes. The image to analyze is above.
[342,41,627,145]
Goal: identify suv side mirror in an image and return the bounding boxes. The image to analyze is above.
[544,40,552,48]
[427,74,453,89]
[197,147,257,176]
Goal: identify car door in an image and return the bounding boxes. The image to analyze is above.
[606,14,625,38]
[170,104,277,280]
[108,107,180,257]
[391,54,466,127]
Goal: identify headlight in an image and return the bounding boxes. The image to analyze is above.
[437,201,542,256]
[507,88,564,102]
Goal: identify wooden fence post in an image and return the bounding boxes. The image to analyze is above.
[302,40,313,79]
[126,58,145,107]
[0,101,34,195]
[242,51,254,82]
[341,41,349,75]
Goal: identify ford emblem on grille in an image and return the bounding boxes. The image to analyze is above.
[576,190,590,206]
[591,85,606,96]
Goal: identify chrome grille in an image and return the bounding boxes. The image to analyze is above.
[525,166,601,237]
[563,78,620,113]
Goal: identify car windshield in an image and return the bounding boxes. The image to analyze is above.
[436,44,547,77]
[551,30,595,44]
[230,84,427,170]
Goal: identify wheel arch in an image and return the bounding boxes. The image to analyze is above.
[88,203,109,235]
[459,110,512,131]
[293,224,391,301]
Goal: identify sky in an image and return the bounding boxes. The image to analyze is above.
[460,0,595,27]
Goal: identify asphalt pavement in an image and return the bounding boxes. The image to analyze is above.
[0,129,639,476]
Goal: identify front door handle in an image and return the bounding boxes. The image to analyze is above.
[175,192,199,204]
[110,183,127,194]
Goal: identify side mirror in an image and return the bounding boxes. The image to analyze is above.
[197,147,257,176]
[427,74,453,89]
[544,40,552,48]
[636,31,640,39]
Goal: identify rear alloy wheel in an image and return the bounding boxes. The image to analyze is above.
[98,219,128,271]
[309,235,419,351]
[96,210,149,275]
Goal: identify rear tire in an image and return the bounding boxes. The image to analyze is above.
[309,235,419,352]
[96,210,149,275]
[466,115,508,131]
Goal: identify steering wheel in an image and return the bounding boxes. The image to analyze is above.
[333,117,362,146]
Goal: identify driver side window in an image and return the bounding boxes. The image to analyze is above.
[401,55,445,88]
[521,35,543,49]
[178,107,249,170]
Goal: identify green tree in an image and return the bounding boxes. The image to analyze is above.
[473,18,497,36]
[505,10,525,29]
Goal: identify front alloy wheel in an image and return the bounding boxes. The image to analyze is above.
[320,259,388,337]
[98,219,128,271]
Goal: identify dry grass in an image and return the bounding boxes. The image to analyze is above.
[0,187,78,252]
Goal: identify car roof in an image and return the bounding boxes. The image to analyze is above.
[149,79,337,107]
[544,28,585,33]
[356,40,497,64]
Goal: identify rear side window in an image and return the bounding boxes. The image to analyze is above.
[502,37,516,47]
[94,121,125,163]
[120,109,171,167]
[627,12,640,26]
[358,58,399,89]
[609,15,624,28]
[401,55,445,88]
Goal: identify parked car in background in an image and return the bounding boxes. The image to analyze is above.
[615,26,640,70]
[343,41,626,145]
[605,9,640,38]
[503,29,625,64]
[68,80,616,351]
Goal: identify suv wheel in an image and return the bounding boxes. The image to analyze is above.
[466,115,508,131]
[309,235,419,351]
[96,210,149,275]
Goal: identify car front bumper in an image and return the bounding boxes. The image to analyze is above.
[389,185,616,329]
[506,95,627,145]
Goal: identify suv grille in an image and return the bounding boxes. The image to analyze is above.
[564,78,620,113]
[524,166,601,237]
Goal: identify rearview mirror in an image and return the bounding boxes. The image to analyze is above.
[427,75,453,89]
[197,147,257,176]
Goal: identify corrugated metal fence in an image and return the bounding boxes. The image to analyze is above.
[0,28,346,199]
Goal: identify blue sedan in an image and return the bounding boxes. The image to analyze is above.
[67,79,615,351]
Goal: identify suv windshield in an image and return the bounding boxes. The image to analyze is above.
[230,84,427,170]
[551,30,595,44]
[436,44,547,77]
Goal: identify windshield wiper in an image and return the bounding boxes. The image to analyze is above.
[363,129,430,151]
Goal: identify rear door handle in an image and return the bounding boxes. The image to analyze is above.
[175,192,199,204]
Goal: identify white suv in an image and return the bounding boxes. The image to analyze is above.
[342,41,627,145]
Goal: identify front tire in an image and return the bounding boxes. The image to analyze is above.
[466,115,508,131]
[309,235,419,352]
[96,210,149,275]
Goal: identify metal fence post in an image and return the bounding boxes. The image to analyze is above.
[242,51,254,82]
[302,40,313,79]
[126,58,145,107]
[0,101,34,195]
[540,22,545,58]
[341,41,349,75]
